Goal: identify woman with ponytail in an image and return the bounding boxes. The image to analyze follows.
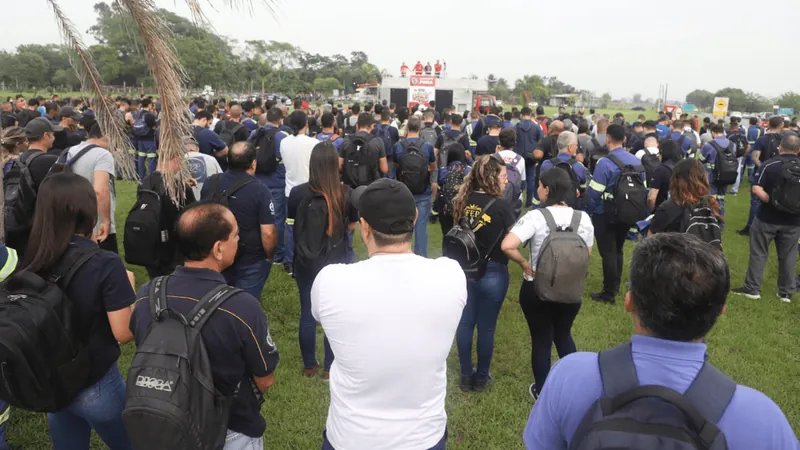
[0,126,27,170]
[288,141,359,379]
[451,155,515,393]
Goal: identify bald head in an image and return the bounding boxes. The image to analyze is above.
[229,141,256,171]
[644,136,659,149]
[176,203,235,263]
[549,120,564,136]
[229,105,242,119]
[596,118,610,133]
[780,133,800,154]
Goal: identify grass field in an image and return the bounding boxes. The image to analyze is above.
[6,176,800,449]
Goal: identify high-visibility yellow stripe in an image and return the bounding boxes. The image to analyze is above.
[137,152,147,157]
[707,164,716,169]
[589,179,606,192]
[645,214,654,221]
[0,403,9,424]
[714,194,726,200]
[0,248,17,282]
[531,198,540,206]
[285,218,295,226]
[602,192,614,200]
[146,153,157,158]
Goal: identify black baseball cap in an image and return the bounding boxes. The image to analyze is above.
[24,117,63,138]
[351,179,416,235]
[58,105,83,121]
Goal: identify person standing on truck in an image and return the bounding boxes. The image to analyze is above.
[400,62,409,78]
[414,61,424,76]
[434,60,443,78]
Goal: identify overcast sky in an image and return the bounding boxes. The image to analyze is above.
[4,0,798,100]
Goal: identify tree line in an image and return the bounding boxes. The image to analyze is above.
[0,2,381,96]
[686,88,800,114]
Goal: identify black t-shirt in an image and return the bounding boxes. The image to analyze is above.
[460,192,515,264]
[0,111,17,128]
[754,154,800,226]
[16,109,41,127]
[20,149,58,189]
[649,199,685,234]
[649,162,675,210]
[52,129,83,154]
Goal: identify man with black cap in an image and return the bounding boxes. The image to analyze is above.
[312,178,466,450]
[51,105,85,154]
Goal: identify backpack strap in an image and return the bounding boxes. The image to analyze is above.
[222,177,256,199]
[598,342,639,398]
[207,173,221,196]
[48,246,103,289]
[538,207,558,233]
[606,154,626,171]
[66,144,99,168]
[569,209,582,232]
[683,362,737,424]
[590,137,600,149]
[148,275,170,322]
[186,284,242,330]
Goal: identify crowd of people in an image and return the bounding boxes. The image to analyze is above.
[0,93,797,449]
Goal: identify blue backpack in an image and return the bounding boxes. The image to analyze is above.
[372,124,394,159]
[569,343,735,450]
[132,111,151,138]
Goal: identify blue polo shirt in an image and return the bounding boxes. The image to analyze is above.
[242,116,258,133]
[200,170,275,266]
[585,147,646,216]
[656,124,670,139]
[667,131,694,155]
[65,237,136,386]
[539,152,588,186]
[523,335,797,450]
[193,125,226,157]
[131,266,279,438]
[253,124,291,190]
[471,115,502,142]
[394,138,435,199]
[699,136,732,196]
[316,132,344,150]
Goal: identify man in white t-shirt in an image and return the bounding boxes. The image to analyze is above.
[635,136,660,160]
[495,127,527,180]
[281,111,318,198]
[64,124,118,253]
[312,179,467,450]
[184,136,223,200]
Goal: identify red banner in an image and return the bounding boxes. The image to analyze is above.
[409,76,436,87]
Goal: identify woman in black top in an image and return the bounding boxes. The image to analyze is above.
[648,139,683,212]
[452,155,515,392]
[19,173,135,449]
[288,142,359,379]
[649,158,723,235]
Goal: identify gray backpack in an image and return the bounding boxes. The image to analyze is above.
[123,276,242,450]
[534,208,589,304]
[420,125,438,147]
[569,343,735,450]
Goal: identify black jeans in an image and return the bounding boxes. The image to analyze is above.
[592,214,629,295]
[439,214,454,237]
[519,281,580,393]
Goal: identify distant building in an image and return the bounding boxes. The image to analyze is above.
[549,94,573,107]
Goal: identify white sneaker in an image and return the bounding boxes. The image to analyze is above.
[777,293,792,303]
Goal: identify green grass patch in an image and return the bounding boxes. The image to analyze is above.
[6,179,799,449]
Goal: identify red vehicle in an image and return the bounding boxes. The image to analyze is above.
[475,95,497,114]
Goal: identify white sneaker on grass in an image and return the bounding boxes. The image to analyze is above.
[732,287,760,299]
[777,293,792,303]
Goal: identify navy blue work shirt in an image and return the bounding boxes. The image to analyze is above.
[193,125,227,157]
[130,266,279,438]
[393,138,436,199]
[201,170,275,266]
[586,147,646,216]
[754,154,800,226]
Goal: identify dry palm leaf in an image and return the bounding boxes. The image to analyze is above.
[45,0,137,181]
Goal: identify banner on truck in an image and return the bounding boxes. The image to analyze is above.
[410,86,435,107]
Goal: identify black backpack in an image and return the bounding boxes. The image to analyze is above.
[123,276,240,450]
[443,198,504,280]
[770,159,800,215]
[343,114,357,136]
[4,152,44,235]
[124,181,163,267]
[763,133,782,161]
[727,132,748,158]
[587,137,608,175]
[570,343,735,450]
[253,127,281,175]
[398,141,430,195]
[640,151,661,182]
[681,198,723,251]
[607,155,648,225]
[206,174,256,208]
[341,134,378,188]
[550,157,581,208]
[708,141,738,185]
[294,191,349,278]
[49,144,98,175]
[438,132,465,169]
[0,247,101,412]
[439,163,466,216]
[218,120,243,148]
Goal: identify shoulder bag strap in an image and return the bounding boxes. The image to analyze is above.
[67,144,100,168]
[683,362,737,424]
[606,154,625,171]
[225,177,256,197]
[148,275,170,322]
[186,284,243,330]
[538,207,558,233]
[598,342,639,397]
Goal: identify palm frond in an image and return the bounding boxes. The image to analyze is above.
[45,0,137,181]
[119,0,192,205]
[181,0,279,24]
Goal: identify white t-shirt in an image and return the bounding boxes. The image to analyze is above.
[281,134,317,197]
[635,147,659,160]
[67,142,117,234]
[311,254,467,450]
[186,151,222,200]
[509,207,594,270]
[496,149,527,181]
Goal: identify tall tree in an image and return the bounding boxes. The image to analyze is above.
[632,93,643,103]
[514,74,549,104]
[685,89,714,108]
[600,92,612,108]
[714,87,748,112]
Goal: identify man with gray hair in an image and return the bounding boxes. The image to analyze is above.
[734,133,800,303]
[635,136,660,160]
[538,131,587,208]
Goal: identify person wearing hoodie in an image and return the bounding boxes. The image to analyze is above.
[515,107,543,208]
[697,124,733,228]
[471,106,502,142]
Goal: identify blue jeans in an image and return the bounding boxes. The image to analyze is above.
[456,261,509,380]
[224,259,272,300]
[296,271,333,371]
[136,139,157,180]
[414,195,432,257]
[269,187,287,264]
[322,428,447,450]
[47,363,132,450]
[525,164,536,207]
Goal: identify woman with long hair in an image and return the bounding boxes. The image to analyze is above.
[501,168,594,399]
[288,141,359,379]
[452,155,515,392]
[649,158,723,235]
[0,126,27,169]
[18,172,134,449]
[648,139,684,212]
[437,142,470,236]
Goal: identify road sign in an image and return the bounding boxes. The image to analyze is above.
[777,107,795,115]
[682,103,696,113]
[713,97,729,117]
